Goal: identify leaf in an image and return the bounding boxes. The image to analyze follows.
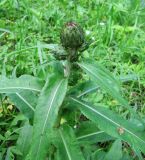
[68,80,99,97]
[28,75,68,160]
[16,122,33,160]
[57,125,85,160]
[37,41,46,76]
[39,43,67,56]
[76,121,114,144]
[69,73,138,98]
[8,91,38,119]
[104,139,122,160]
[70,97,145,154]
[78,60,139,116]
[38,43,68,60]
[0,75,43,93]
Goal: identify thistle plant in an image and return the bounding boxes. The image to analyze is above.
[59,21,87,85]
[60,22,85,50]
[53,22,88,62]
[0,22,145,160]
[60,22,85,61]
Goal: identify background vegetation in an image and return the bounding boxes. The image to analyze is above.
[0,0,145,159]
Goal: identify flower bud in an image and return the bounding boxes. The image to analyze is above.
[60,22,85,50]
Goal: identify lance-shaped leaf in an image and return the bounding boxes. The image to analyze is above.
[56,125,85,160]
[70,97,145,154]
[78,60,138,116]
[69,74,138,98]
[16,122,33,160]
[0,75,43,93]
[29,75,68,160]
[8,91,37,119]
[76,121,113,144]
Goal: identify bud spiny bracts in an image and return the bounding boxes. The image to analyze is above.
[60,22,85,50]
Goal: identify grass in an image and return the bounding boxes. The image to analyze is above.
[0,0,145,159]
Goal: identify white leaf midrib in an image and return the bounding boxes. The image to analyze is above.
[77,131,104,140]
[16,92,35,111]
[59,129,72,160]
[0,87,41,92]
[77,86,99,98]
[79,63,120,94]
[71,97,145,145]
[35,79,65,160]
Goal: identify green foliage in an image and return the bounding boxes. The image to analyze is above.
[70,97,145,153]
[28,75,68,160]
[0,0,145,160]
[56,125,85,160]
[8,91,37,119]
[16,122,32,160]
[0,75,43,93]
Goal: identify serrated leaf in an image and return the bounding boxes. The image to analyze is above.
[0,75,43,93]
[57,125,85,160]
[70,97,145,154]
[8,91,38,119]
[28,75,68,160]
[104,139,122,160]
